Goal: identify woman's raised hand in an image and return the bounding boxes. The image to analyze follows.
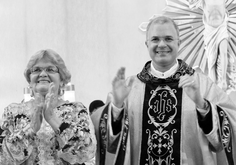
[44,83,58,122]
[31,92,44,133]
[44,83,62,132]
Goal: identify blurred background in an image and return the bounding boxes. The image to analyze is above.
[0,0,166,116]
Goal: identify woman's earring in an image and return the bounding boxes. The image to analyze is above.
[29,87,33,97]
[59,87,64,96]
[24,86,33,102]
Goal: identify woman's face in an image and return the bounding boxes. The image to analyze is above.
[29,57,62,97]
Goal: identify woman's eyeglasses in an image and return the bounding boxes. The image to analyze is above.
[30,66,59,74]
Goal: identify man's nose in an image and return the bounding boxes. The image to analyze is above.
[158,39,167,47]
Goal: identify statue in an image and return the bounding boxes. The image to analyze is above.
[189,0,229,90]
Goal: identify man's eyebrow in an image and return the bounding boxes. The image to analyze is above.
[165,35,174,38]
[151,35,174,38]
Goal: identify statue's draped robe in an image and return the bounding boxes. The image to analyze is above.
[188,0,236,93]
[203,13,229,86]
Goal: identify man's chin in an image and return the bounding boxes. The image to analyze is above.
[153,57,170,64]
[153,59,176,67]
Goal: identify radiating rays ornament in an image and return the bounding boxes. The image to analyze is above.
[139,0,236,94]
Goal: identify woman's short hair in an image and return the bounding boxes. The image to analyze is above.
[24,49,71,86]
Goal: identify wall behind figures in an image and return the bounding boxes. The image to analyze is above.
[0,0,166,116]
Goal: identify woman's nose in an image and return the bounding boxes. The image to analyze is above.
[39,69,48,76]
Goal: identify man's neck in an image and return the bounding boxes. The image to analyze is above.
[150,60,179,78]
[152,60,178,72]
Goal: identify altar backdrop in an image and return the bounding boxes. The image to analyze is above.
[0,0,164,116]
[1,0,236,119]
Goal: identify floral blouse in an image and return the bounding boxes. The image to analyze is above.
[0,100,96,165]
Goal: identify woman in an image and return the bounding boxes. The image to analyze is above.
[0,49,96,165]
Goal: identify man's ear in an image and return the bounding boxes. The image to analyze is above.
[145,41,148,47]
[178,39,181,46]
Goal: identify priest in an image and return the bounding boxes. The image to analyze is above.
[91,15,236,165]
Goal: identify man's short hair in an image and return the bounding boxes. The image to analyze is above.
[146,16,179,39]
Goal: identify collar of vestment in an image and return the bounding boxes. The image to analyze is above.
[150,60,179,78]
[137,59,195,83]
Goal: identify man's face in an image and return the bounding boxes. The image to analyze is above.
[145,22,180,71]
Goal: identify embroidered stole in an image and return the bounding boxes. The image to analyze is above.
[140,81,182,165]
[99,104,129,165]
